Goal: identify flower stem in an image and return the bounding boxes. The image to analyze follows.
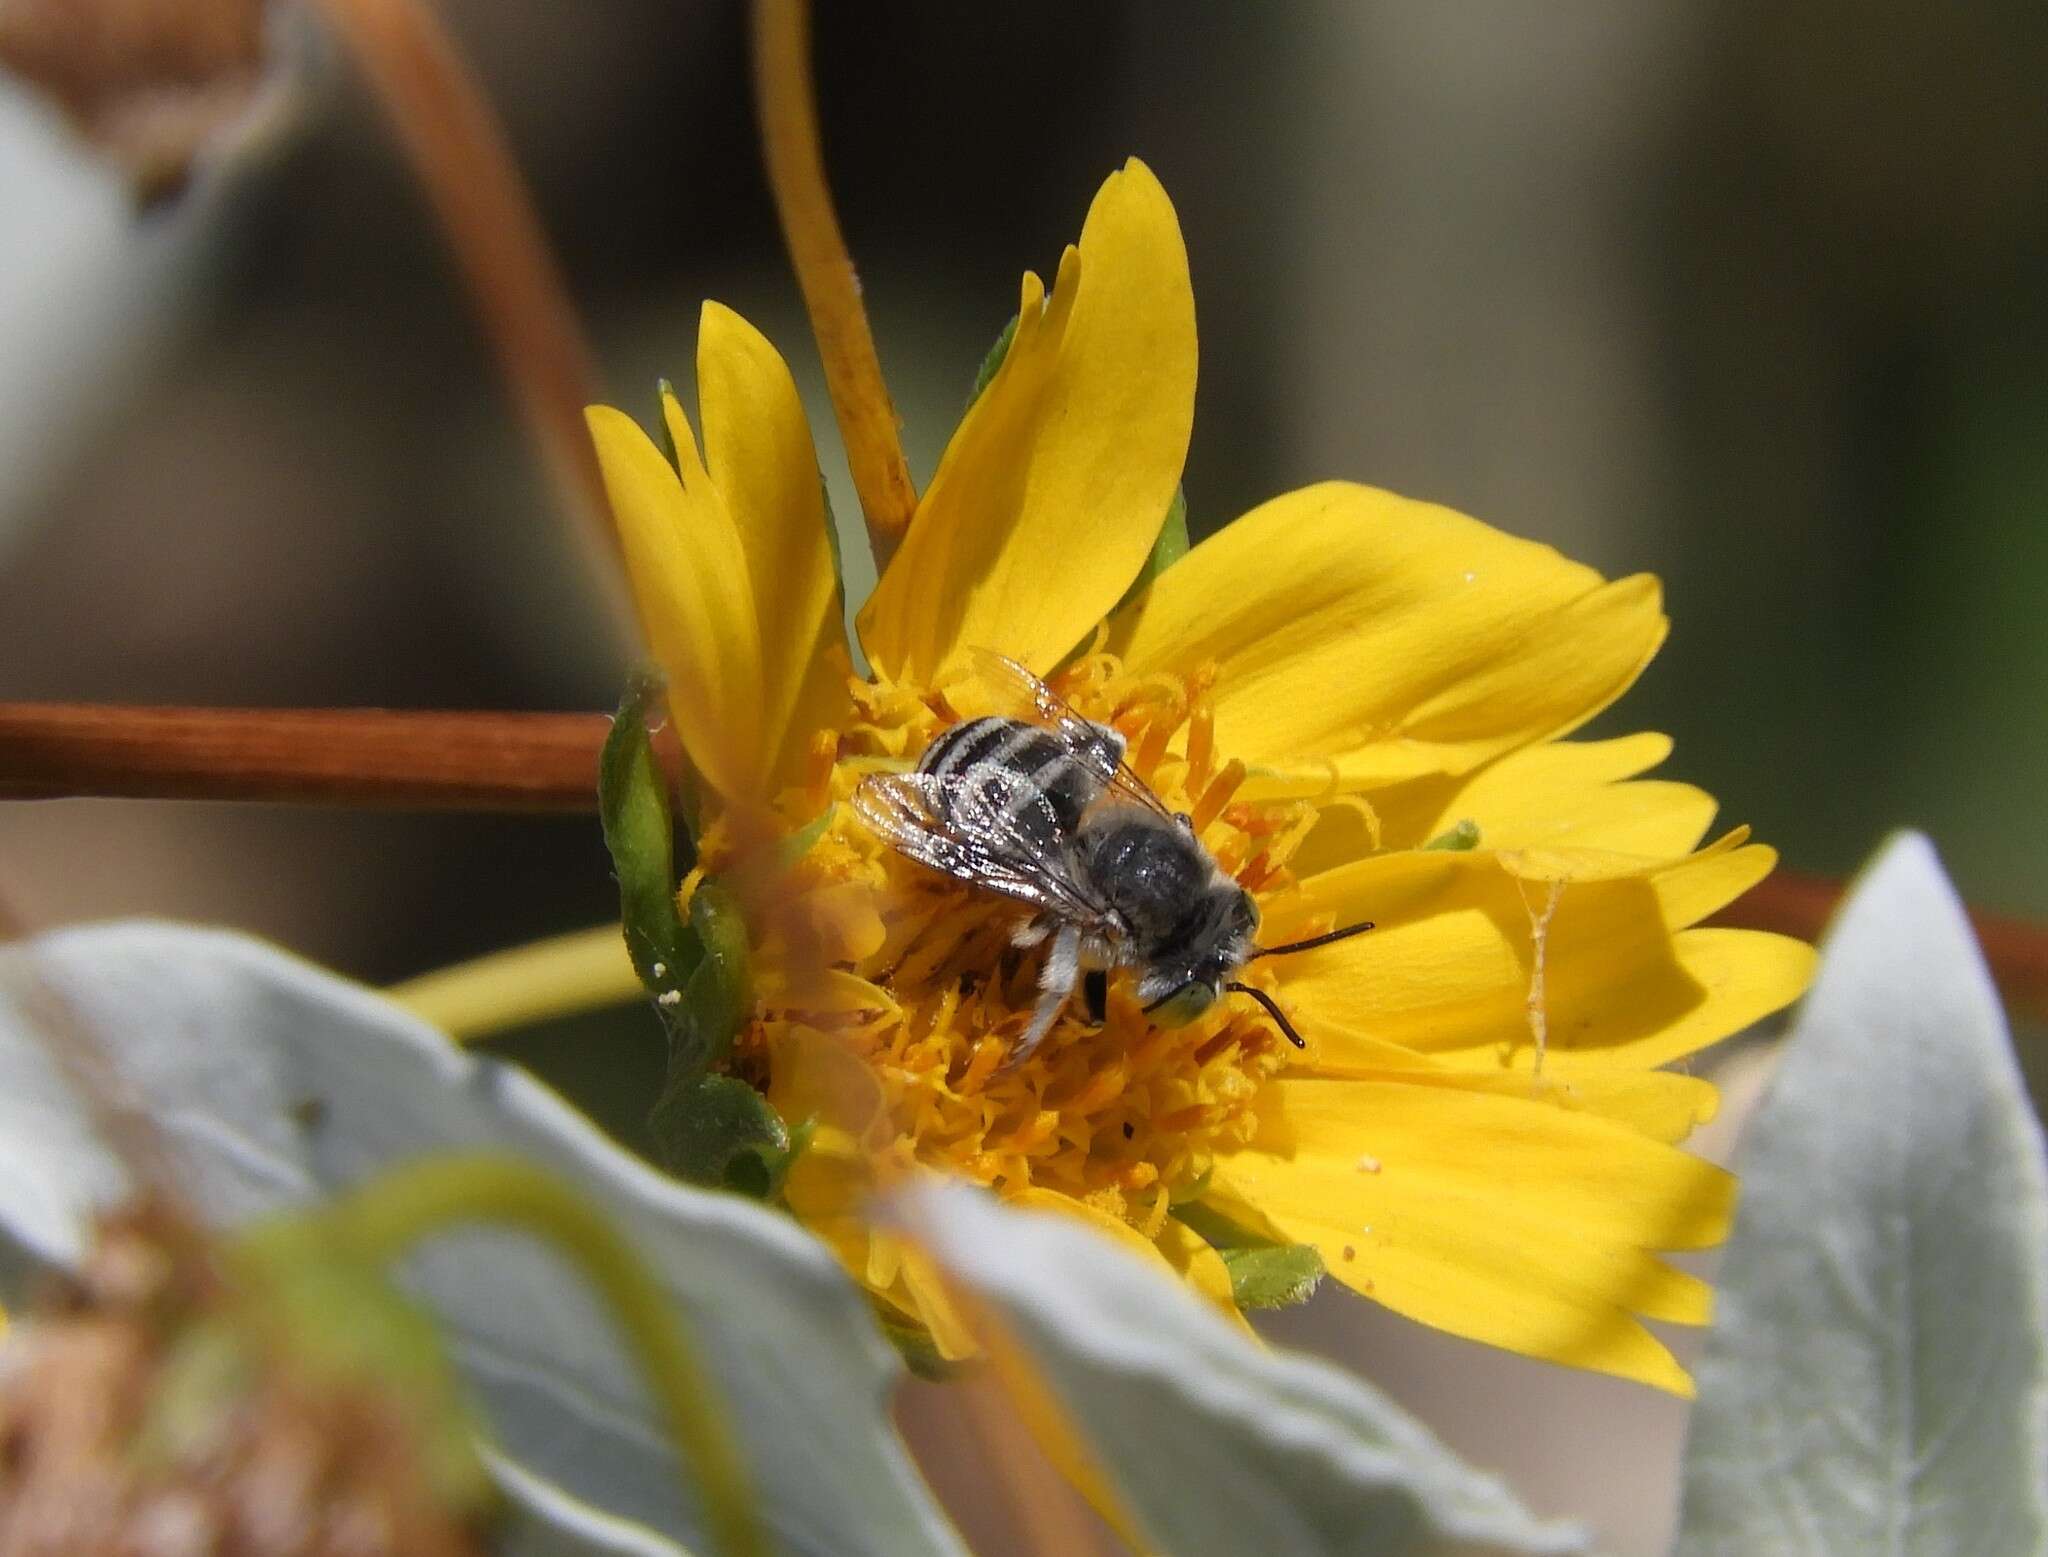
[318,1152,769,1557]
[389,923,640,1041]
[0,703,611,810]
[750,0,918,566]
[309,0,624,596]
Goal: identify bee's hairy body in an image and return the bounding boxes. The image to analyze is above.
[900,707,1259,1064]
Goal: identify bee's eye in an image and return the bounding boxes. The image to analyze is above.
[1150,980,1216,1027]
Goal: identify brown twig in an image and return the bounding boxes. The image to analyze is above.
[750,0,919,567]
[1712,866,2048,1030]
[3,700,2045,1024]
[310,0,622,588]
[0,703,610,811]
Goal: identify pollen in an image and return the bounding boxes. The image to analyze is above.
[736,653,1334,1223]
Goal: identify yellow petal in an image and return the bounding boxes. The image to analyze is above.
[1211,1076,1731,1394]
[1110,482,1667,797]
[587,403,765,799]
[898,1241,981,1359]
[858,159,1196,681]
[1274,844,1814,1076]
[695,303,854,792]
[1353,732,1715,859]
[1289,732,1714,878]
[767,1026,887,1141]
[1296,1051,1721,1145]
[1152,1217,1256,1336]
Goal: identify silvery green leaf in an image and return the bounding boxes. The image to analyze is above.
[492,1457,698,1557]
[900,1182,1585,1557]
[1678,833,2048,1556]
[0,922,963,1557]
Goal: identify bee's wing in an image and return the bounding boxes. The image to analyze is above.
[854,769,1114,929]
[966,648,1177,820]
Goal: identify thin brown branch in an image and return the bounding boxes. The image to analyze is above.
[4,700,2045,1025]
[0,703,611,811]
[1711,867,2048,1029]
[750,0,919,566]
[311,0,622,589]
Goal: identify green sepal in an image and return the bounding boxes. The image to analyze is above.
[1114,485,1189,612]
[1173,1200,1327,1310]
[599,669,696,996]
[1168,1163,1214,1207]
[650,1072,811,1201]
[869,1302,958,1382]
[1216,1244,1327,1310]
[777,804,836,872]
[675,880,751,1074]
[1423,818,1482,852]
[967,313,1020,408]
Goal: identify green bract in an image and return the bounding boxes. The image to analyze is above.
[599,674,803,1199]
[1172,1198,1327,1311]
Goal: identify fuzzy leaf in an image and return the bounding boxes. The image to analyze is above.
[1677,833,2048,1556]
[902,1183,1584,1557]
[0,924,964,1557]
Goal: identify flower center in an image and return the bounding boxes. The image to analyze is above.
[735,652,1326,1235]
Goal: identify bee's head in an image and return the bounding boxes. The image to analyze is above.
[1142,885,1260,1026]
[1146,977,1218,1027]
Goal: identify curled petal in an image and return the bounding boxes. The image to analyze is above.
[1111,482,1667,798]
[587,403,764,799]
[1274,842,1814,1076]
[860,158,1196,681]
[695,303,854,792]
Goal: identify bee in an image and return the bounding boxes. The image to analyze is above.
[854,653,1372,1068]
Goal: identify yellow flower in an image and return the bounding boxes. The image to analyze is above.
[585,159,1814,1396]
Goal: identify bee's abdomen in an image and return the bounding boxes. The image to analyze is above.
[919,716,1101,836]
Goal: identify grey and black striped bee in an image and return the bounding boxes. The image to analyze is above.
[854,653,1372,1068]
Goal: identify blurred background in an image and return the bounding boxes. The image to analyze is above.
[2,3,2044,1552]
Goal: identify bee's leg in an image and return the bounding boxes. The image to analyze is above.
[1006,923,1081,1069]
[1011,914,1053,949]
[1081,969,1108,1027]
[1075,930,1115,1027]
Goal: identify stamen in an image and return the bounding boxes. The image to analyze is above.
[798,728,838,810]
[1185,699,1216,793]
[1133,703,1177,776]
[1190,756,1246,835]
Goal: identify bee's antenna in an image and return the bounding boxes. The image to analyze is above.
[1251,919,1375,959]
[1225,981,1307,1049]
